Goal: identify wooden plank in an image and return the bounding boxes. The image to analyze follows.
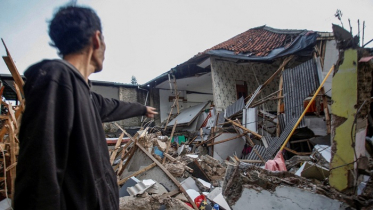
[2,39,24,96]
[277,73,284,137]
[164,92,179,131]
[226,118,262,139]
[253,148,266,163]
[162,120,177,164]
[245,55,294,106]
[207,132,248,146]
[117,144,137,176]
[283,147,311,156]
[136,143,199,210]
[118,162,156,185]
[113,122,136,142]
[238,159,263,163]
[196,132,223,147]
[321,87,331,134]
[6,120,16,199]
[110,132,125,165]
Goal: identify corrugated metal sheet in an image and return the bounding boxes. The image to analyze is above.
[226,96,245,118]
[283,59,319,128]
[245,85,262,108]
[245,145,268,166]
[266,118,298,159]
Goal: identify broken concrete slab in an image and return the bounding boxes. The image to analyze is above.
[119,194,193,210]
[295,161,330,181]
[223,163,354,208]
[181,177,199,192]
[232,185,350,210]
[195,178,211,192]
[206,187,231,210]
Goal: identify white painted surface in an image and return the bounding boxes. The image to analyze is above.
[207,187,231,210]
[213,133,245,161]
[322,40,339,97]
[314,145,331,162]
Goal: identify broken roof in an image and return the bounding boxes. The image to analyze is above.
[202,25,305,57]
[143,25,319,88]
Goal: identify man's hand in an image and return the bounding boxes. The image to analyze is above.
[146,106,158,118]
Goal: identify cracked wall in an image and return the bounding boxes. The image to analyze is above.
[329,49,358,191]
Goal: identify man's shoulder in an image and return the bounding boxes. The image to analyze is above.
[23,59,79,90]
[24,59,71,77]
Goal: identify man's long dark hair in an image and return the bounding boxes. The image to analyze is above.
[48,5,102,56]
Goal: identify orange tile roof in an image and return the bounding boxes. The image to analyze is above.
[204,26,303,56]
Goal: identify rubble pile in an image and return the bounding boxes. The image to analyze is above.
[1,25,373,209]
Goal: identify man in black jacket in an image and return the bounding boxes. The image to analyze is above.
[14,5,157,210]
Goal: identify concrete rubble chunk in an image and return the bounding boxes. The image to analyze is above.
[164,163,185,177]
[195,178,211,192]
[207,187,231,210]
[154,139,167,151]
[119,194,193,210]
[222,163,355,209]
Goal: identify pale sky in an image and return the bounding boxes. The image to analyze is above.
[0,0,372,84]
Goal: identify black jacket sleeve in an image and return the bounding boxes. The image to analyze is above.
[14,64,74,210]
[90,92,147,122]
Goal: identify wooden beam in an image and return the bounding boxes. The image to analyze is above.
[238,159,263,163]
[162,120,177,164]
[136,143,199,210]
[164,92,180,131]
[245,55,294,106]
[207,132,248,146]
[113,122,136,142]
[195,132,223,147]
[253,148,266,163]
[2,39,24,96]
[110,132,125,165]
[226,118,262,139]
[118,162,156,185]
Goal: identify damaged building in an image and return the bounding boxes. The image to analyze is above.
[0,23,373,210]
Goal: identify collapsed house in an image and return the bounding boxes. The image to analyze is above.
[0,23,372,209]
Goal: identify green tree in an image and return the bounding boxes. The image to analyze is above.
[131,75,138,85]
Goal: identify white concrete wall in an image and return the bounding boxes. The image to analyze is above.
[323,40,339,97]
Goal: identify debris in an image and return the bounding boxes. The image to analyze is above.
[195,178,211,192]
[206,187,231,210]
[165,163,185,177]
[127,179,156,196]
